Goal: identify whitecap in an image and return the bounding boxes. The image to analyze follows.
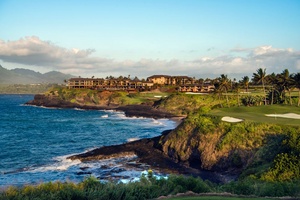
[74,108,86,111]
[101,114,109,118]
[31,154,81,172]
[127,137,140,142]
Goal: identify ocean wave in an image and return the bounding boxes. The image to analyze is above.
[73,108,86,111]
[23,104,62,110]
[127,137,140,142]
[31,154,81,172]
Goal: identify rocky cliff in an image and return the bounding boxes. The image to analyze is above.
[159,113,287,177]
[26,91,178,118]
[26,88,300,182]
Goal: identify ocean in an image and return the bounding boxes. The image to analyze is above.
[0,94,176,187]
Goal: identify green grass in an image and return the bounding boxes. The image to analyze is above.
[169,196,275,200]
[209,105,300,126]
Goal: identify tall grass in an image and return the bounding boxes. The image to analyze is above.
[1,175,299,200]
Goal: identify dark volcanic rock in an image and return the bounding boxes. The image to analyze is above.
[118,104,176,119]
[26,94,224,182]
[68,130,224,183]
[26,94,177,119]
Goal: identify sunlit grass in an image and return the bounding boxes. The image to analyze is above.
[169,196,275,200]
[209,105,300,126]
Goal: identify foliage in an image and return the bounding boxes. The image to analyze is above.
[1,175,300,199]
[241,95,264,106]
[156,93,237,115]
[44,87,150,106]
[0,175,212,200]
[261,127,300,182]
[220,178,300,197]
[239,76,250,92]
[252,68,267,105]
[0,84,56,94]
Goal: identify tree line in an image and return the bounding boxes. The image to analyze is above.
[213,68,300,107]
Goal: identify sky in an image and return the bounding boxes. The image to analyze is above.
[0,0,299,79]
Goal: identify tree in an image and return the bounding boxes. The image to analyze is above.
[292,72,300,107]
[267,72,278,105]
[218,74,231,107]
[233,82,241,106]
[240,76,250,92]
[277,69,294,105]
[213,79,222,107]
[252,68,267,105]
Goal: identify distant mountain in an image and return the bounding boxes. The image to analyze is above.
[0,65,74,84]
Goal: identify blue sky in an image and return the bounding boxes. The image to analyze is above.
[0,0,299,79]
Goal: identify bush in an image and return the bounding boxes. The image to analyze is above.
[220,178,300,197]
[241,95,264,106]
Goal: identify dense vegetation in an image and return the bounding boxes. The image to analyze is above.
[44,87,170,106]
[0,84,56,94]
[1,175,299,200]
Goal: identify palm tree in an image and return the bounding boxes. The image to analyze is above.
[277,69,294,105]
[233,82,241,107]
[252,68,267,105]
[218,74,231,107]
[213,79,222,107]
[292,72,300,107]
[267,73,277,105]
[240,76,250,92]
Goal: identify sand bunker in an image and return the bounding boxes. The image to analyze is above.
[265,113,300,119]
[221,116,244,123]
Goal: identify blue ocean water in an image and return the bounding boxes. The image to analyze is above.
[0,94,176,187]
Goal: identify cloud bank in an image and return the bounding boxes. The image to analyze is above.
[0,36,299,78]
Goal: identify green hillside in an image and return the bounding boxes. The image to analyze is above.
[0,65,74,84]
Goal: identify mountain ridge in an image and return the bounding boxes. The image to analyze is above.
[0,65,74,84]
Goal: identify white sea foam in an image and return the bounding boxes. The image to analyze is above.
[31,155,81,172]
[102,109,116,113]
[127,137,140,142]
[115,113,127,118]
[152,119,164,125]
[39,106,61,110]
[74,108,86,111]
[101,114,109,118]
[113,113,146,120]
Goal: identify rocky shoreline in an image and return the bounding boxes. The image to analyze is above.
[26,94,226,183]
[67,130,224,183]
[25,94,179,119]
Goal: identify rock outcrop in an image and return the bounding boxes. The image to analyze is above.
[68,130,225,183]
[26,92,281,183]
[26,94,177,119]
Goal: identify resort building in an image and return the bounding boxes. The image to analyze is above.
[67,75,214,93]
[67,77,154,91]
[146,75,194,85]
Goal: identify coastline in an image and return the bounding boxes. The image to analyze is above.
[25,94,182,119]
[67,131,224,183]
[25,94,225,183]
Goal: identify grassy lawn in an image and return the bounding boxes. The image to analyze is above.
[139,91,170,98]
[169,196,275,200]
[209,105,300,126]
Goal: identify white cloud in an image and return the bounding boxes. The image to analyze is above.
[0,37,299,79]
